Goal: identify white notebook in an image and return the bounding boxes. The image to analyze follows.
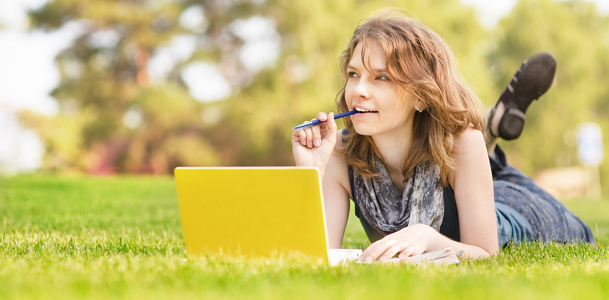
[330,247,463,266]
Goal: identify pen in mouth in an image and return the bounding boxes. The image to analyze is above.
[293,110,359,130]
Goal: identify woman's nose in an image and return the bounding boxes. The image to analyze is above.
[353,80,370,98]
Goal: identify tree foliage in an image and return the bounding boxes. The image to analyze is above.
[23,0,489,174]
[22,0,609,192]
[492,0,609,188]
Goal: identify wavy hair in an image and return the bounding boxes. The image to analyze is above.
[337,10,485,186]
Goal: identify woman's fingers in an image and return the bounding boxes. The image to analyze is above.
[292,122,308,146]
[361,239,413,262]
[325,112,337,145]
[297,128,307,146]
[311,125,321,148]
[359,225,431,262]
[302,125,313,148]
[293,113,333,149]
[316,112,328,122]
[291,112,339,168]
[379,242,409,262]
[359,240,389,263]
[397,246,423,260]
[311,112,328,147]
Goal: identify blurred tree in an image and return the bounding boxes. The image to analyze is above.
[492,0,609,191]
[215,0,492,166]
[26,0,202,173]
[24,0,491,173]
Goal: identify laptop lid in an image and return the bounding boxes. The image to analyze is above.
[174,167,329,260]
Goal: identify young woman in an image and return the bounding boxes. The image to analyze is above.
[291,11,595,262]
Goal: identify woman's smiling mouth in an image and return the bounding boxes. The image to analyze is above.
[355,107,378,113]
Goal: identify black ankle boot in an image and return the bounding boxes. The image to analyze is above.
[496,52,557,140]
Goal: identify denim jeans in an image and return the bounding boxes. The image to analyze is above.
[491,146,595,246]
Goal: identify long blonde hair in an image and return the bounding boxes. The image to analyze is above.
[337,11,485,186]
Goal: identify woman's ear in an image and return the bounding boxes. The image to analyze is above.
[415,99,427,112]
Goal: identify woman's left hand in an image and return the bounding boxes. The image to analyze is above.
[358,224,439,263]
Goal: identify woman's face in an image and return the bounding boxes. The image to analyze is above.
[345,41,419,138]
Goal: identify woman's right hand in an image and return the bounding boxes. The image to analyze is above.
[291,112,338,173]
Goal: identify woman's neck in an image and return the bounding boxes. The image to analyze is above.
[372,122,413,174]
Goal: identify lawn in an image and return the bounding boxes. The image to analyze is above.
[1,175,608,299]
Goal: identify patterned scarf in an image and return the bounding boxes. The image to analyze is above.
[352,157,445,236]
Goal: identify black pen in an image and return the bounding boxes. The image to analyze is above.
[293,110,359,130]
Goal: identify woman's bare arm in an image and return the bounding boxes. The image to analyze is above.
[449,125,499,256]
[322,137,351,249]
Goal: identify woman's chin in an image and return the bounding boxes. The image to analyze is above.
[353,125,374,136]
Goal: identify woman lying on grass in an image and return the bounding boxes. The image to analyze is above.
[291,10,595,262]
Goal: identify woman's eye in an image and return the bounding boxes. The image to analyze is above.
[348,72,359,78]
[377,75,389,81]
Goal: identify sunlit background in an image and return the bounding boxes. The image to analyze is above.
[2,0,609,198]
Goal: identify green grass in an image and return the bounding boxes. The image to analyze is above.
[1,175,609,299]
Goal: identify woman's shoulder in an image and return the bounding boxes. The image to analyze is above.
[448,124,491,193]
[455,124,485,149]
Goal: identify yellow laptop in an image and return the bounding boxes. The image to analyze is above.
[174,167,357,262]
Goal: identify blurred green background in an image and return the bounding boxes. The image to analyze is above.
[4,0,609,196]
